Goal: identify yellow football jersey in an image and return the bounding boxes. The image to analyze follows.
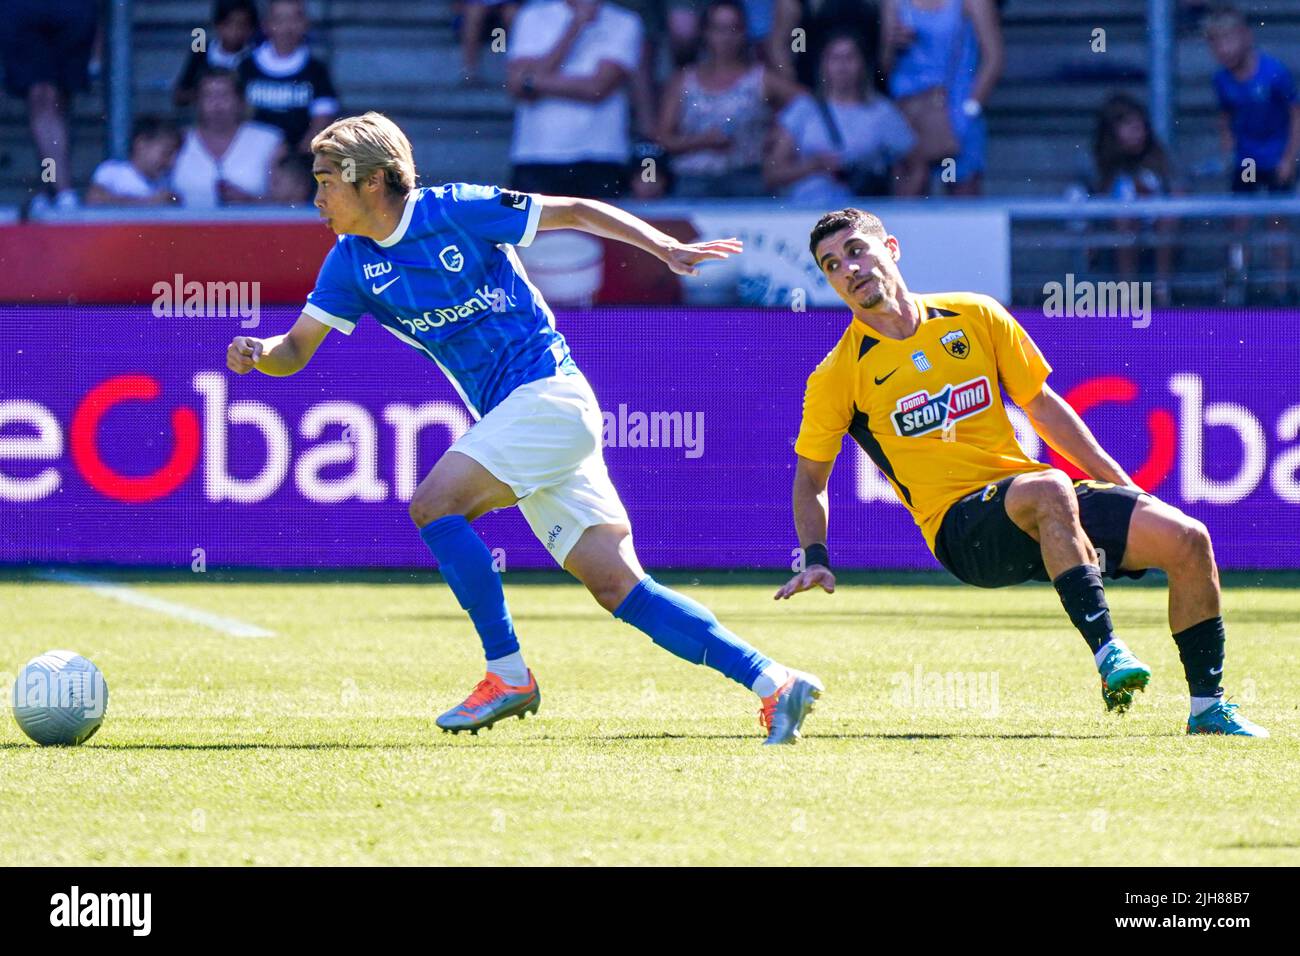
[795,291,1054,551]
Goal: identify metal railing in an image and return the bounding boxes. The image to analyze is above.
[13,194,1300,307]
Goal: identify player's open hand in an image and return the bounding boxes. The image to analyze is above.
[227,336,264,374]
[662,238,743,277]
[773,566,837,600]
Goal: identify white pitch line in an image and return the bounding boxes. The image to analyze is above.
[36,569,275,639]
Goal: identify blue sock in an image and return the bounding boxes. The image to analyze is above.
[612,576,771,690]
[419,515,518,660]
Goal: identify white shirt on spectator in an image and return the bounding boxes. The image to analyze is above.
[778,94,916,202]
[90,159,169,200]
[508,0,641,165]
[172,122,283,209]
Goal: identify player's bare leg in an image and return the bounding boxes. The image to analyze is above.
[409,450,518,525]
[410,452,540,734]
[563,522,644,612]
[1005,470,1151,713]
[1120,497,1219,631]
[1004,469,1096,577]
[565,523,823,744]
[1120,498,1267,736]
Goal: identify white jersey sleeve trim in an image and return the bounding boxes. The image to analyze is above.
[303,301,356,334]
[517,194,543,248]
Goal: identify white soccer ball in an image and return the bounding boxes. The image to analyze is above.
[11,650,108,746]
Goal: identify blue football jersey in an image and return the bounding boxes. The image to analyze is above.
[303,184,575,418]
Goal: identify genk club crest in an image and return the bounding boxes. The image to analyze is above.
[439,244,465,273]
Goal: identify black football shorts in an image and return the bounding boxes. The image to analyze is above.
[933,475,1149,588]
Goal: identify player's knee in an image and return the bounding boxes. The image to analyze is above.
[1028,470,1077,519]
[583,566,639,612]
[408,489,455,528]
[1173,517,1214,566]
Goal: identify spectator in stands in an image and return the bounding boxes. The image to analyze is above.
[1088,93,1179,305]
[0,0,99,212]
[174,0,260,109]
[172,69,286,209]
[1206,5,1300,193]
[85,116,182,207]
[768,0,881,92]
[267,152,315,206]
[1206,4,1300,301]
[765,33,915,202]
[458,1,519,86]
[658,0,802,198]
[881,0,1002,197]
[506,0,643,198]
[238,0,340,153]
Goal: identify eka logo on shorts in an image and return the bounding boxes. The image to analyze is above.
[892,376,993,437]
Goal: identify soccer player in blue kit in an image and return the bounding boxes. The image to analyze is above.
[226,113,822,744]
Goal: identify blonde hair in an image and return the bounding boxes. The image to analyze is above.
[311,112,416,194]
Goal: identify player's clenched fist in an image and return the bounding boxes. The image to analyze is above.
[227,336,264,374]
[773,566,837,600]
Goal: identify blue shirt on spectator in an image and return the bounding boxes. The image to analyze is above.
[1213,51,1298,172]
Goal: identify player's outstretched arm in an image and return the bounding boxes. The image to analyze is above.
[535,195,742,276]
[775,456,838,600]
[1022,384,1138,489]
[226,313,331,377]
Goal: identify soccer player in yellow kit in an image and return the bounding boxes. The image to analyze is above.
[775,208,1267,736]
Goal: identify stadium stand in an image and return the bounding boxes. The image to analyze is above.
[4,0,1300,207]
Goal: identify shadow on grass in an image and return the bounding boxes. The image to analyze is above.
[0,742,441,751]
[597,731,1173,741]
[2,730,1174,750]
[1220,842,1300,850]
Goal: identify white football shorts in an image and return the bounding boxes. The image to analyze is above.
[448,371,629,565]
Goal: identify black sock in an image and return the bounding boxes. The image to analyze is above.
[1052,564,1114,654]
[1173,616,1225,700]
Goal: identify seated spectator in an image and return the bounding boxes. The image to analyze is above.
[1088,92,1179,304]
[1091,93,1175,201]
[769,0,881,91]
[458,1,519,86]
[881,0,1002,196]
[238,0,339,153]
[85,116,182,206]
[174,0,259,109]
[0,0,99,212]
[765,33,915,201]
[267,152,315,206]
[172,69,285,208]
[657,0,802,198]
[506,0,642,198]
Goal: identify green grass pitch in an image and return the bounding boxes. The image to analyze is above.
[1,569,1296,866]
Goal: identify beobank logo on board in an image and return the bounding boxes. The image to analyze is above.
[4,370,1300,508]
[0,373,473,505]
[852,371,1300,508]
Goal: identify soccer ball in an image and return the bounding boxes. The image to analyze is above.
[11,650,108,746]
